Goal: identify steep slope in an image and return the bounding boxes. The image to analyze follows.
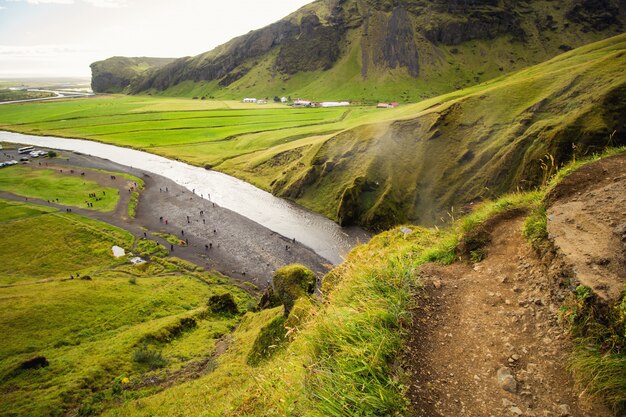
[91,57,176,93]
[125,0,626,101]
[227,34,626,230]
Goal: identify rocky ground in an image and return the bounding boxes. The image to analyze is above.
[0,148,330,287]
[403,154,626,416]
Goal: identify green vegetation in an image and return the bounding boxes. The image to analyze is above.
[561,286,626,413]
[135,238,168,258]
[154,232,185,246]
[0,165,119,212]
[0,89,56,102]
[0,199,132,285]
[0,197,252,416]
[2,35,625,230]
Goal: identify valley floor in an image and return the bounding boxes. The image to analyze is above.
[0,148,328,284]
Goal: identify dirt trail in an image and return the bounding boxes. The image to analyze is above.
[404,216,610,417]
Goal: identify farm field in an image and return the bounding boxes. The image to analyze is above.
[0,94,434,168]
[0,197,253,416]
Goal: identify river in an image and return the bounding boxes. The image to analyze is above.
[0,131,369,264]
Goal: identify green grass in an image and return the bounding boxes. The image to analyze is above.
[2,35,624,231]
[0,165,119,212]
[0,199,57,222]
[0,202,133,285]
[0,198,253,417]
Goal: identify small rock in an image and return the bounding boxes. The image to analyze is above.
[433,280,442,289]
[509,406,523,416]
[558,404,571,416]
[499,275,509,284]
[497,367,518,393]
[502,398,516,407]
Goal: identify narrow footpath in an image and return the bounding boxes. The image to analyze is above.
[404,216,611,417]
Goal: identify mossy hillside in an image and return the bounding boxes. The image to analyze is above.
[127,0,626,102]
[260,33,626,229]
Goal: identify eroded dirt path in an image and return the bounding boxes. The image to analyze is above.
[404,216,610,417]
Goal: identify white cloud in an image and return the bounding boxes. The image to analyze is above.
[83,0,126,7]
[0,44,96,58]
[6,0,127,7]
[6,0,75,4]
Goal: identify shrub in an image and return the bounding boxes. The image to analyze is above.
[272,264,316,316]
[128,277,137,285]
[132,346,166,370]
[208,293,239,315]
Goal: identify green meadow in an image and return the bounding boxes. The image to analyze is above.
[0,165,119,212]
[0,198,253,416]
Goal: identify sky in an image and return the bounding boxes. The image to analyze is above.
[0,0,313,78]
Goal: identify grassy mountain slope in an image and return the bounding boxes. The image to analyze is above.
[224,33,626,229]
[91,57,176,93]
[99,149,625,417]
[121,0,626,102]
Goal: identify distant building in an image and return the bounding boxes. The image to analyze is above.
[256,99,268,105]
[376,102,399,108]
[319,101,350,108]
[293,99,313,107]
[281,97,288,103]
[242,98,257,103]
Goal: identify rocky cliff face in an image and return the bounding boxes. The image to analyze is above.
[107,0,625,99]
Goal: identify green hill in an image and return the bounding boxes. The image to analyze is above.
[90,57,176,93]
[115,0,626,101]
[226,33,626,229]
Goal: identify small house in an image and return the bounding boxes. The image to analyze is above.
[242,98,257,103]
[293,99,313,107]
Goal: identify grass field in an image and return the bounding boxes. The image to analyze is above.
[0,165,120,212]
[0,197,253,416]
[0,199,132,285]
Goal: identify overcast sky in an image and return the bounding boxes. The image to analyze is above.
[0,0,313,78]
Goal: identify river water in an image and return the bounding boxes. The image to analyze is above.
[0,131,369,264]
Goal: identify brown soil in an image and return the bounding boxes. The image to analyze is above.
[546,153,626,301]
[404,216,611,417]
